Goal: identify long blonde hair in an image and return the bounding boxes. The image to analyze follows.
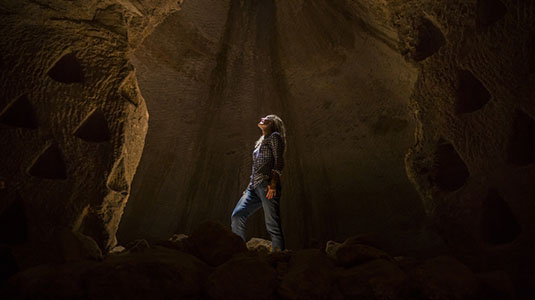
[255,114,286,153]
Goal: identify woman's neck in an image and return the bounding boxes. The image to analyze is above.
[262,129,273,137]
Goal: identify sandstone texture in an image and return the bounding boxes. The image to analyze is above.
[0,0,181,269]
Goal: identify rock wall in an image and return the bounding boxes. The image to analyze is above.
[388,0,535,295]
[0,0,181,268]
[119,0,425,249]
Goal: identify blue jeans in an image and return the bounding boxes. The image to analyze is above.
[231,180,285,250]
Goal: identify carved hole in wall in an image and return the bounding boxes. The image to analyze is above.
[476,0,507,29]
[0,94,38,128]
[430,139,470,192]
[455,69,491,114]
[413,18,446,62]
[47,52,84,84]
[507,110,535,165]
[74,109,111,142]
[0,192,28,245]
[480,189,521,244]
[28,144,68,179]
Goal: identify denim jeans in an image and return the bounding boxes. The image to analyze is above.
[231,180,285,250]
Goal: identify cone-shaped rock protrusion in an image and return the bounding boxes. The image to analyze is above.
[28,144,68,180]
[47,52,84,84]
[431,140,470,192]
[0,192,28,245]
[480,189,521,244]
[507,110,535,166]
[106,157,129,194]
[455,70,491,114]
[74,110,110,142]
[413,18,446,61]
[0,95,38,129]
[476,0,507,29]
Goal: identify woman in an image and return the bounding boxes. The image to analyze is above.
[231,114,286,251]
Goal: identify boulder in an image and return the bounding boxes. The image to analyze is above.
[188,221,247,266]
[336,258,409,300]
[278,249,336,300]
[407,256,478,300]
[246,237,272,254]
[124,239,150,252]
[206,255,278,300]
[5,247,211,299]
[325,238,391,267]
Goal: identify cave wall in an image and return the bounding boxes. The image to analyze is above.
[119,0,424,249]
[388,0,535,295]
[0,0,181,268]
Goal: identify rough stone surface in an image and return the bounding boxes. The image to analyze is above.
[118,0,425,250]
[3,246,210,300]
[325,238,392,267]
[206,255,278,300]
[0,0,181,268]
[406,256,478,300]
[389,0,535,295]
[336,258,409,299]
[246,237,273,254]
[188,221,247,266]
[278,249,336,300]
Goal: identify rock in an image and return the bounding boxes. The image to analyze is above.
[188,221,247,266]
[246,237,272,254]
[336,258,409,300]
[124,239,150,252]
[407,256,478,300]
[109,245,126,254]
[325,238,391,267]
[5,247,210,299]
[206,256,278,300]
[278,249,336,300]
[58,229,103,262]
[155,233,194,253]
[0,0,181,268]
[476,271,516,299]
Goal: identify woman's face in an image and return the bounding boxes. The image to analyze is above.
[258,117,272,130]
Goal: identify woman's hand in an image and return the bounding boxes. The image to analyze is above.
[265,184,277,199]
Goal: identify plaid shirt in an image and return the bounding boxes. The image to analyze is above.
[250,132,285,188]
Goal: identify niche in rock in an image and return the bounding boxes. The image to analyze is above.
[74,109,110,142]
[507,110,535,166]
[0,94,38,128]
[413,18,446,62]
[480,189,521,244]
[455,69,491,114]
[0,192,28,245]
[47,52,84,84]
[476,0,507,29]
[28,144,68,180]
[430,140,470,192]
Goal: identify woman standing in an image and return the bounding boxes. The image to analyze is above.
[231,114,286,250]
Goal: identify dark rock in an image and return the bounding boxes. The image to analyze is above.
[5,247,210,299]
[188,221,247,266]
[125,239,150,252]
[278,249,336,300]
[206,255,278,300]
[336,258,409,299]
[325,238,391,267]
[407,256,477,300]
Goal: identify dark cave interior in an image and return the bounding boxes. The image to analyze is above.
[1,0,534,299]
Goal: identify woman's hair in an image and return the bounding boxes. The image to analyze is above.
[255,114,286,153]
